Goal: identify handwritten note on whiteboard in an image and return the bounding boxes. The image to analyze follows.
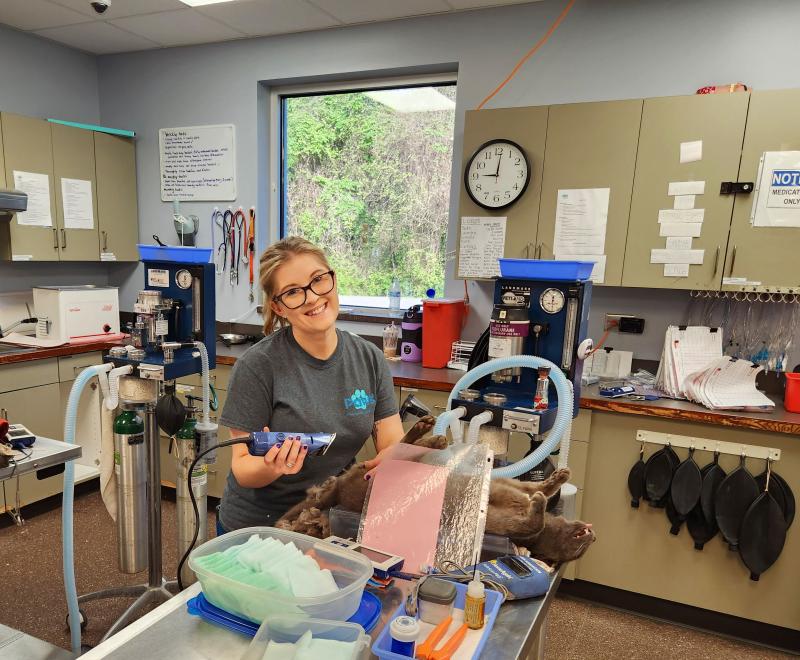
[159,124,236,201]
[458,216,506,278]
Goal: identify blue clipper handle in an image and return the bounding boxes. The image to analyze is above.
[248,431,336,456]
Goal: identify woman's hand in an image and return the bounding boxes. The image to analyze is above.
[261,427,308,478]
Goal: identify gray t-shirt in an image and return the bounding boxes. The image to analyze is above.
[218,327,397,531]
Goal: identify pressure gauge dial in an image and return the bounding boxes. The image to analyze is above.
[175,269,193,290]
[540,288,565,314]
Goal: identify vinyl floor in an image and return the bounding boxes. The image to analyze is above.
[0,488,793,658]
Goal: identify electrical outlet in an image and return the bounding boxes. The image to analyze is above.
[605,314,645,333]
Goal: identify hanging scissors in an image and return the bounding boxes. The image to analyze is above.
[211,208,226,275]
[247,207,256,302]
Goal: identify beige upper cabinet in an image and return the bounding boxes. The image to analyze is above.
[95,132,139,262]
[622,93,750,290]
[457,106,548,269]
[0,120,5,190]
[52,122,100,261]
[538,99,643,286]
[1,113,59,261]
[723,89,800,291]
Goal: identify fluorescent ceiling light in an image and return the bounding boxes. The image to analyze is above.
[365,88,455,113]
[179,0,238,7]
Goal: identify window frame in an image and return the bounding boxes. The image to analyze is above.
[269,73,457,309]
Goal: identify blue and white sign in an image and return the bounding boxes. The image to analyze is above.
[752,151,800,227]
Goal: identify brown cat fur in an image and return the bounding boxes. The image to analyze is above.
[275,415,595,564]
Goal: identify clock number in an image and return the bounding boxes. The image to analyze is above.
[475,184,482,191]
[477,161,486,170]
[484,151,492,160]
[505,191,511,199]
[514,157,521,165]
[484,193,489,200]
[517,170,524,178]
[494,147,504,156]
[471,172,478,180]
[513,184,519,191]
[493,194,500,203]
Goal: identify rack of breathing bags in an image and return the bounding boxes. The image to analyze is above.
[627,431,794,582]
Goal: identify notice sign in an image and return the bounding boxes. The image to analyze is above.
[752,151,800,227]
[767,170,800,207]
[159,124,236,201]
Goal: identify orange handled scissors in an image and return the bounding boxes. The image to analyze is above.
[415,616,452,660]
[430,624,468,660]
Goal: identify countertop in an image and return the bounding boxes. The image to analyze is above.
[4,340,798,436]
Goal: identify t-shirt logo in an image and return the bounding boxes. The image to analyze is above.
[344,388,376,414]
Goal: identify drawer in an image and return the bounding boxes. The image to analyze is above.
[0,358,58,393]
[58,351,104,383]
[0,382,62,438]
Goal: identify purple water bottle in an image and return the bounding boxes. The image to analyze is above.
[401,305,423,363]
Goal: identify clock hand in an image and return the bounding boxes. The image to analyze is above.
[494,154,501,180]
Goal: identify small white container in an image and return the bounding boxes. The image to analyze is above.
[188,527,372,624]
[417,578,456,625]
[240,615,370,660]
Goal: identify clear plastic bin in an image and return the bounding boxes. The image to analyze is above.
[241,615,370,660]
[188,527,373,624]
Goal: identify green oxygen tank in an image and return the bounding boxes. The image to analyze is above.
[175,399,207,586]
[114,404,147,574]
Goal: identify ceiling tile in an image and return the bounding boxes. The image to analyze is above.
[307,0,449,24]
[198,0,340,37]
[35,20,160,53]
[445,0,540,9]
[110,8,245,46]
[0,0,90,31]
[48,0,187,20]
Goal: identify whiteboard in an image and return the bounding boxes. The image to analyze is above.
[159,124,237,201]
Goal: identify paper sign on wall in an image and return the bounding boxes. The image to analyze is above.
[668,181,705,196]
[660,222,702,237]
[680,140,703,164]
[673,195,695,210]
[751,151,800,228]
[159,124,236,201]
[458,216,506,278]
[658,209,704,224]
[553,188,609,283]
[664,264,690,277]
[61,178,94,230]
[650,249,704,265]
[12,171,52,227]
[666,237,692,250]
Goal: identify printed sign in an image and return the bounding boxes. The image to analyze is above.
[767,170,800,207]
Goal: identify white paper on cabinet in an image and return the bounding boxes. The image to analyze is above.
[658,209,704,224]
[673,195,695,210]
[751,151,800,228]
[660,222,702,237]
[666,237,692,250]
[553,188,610,256]
[61,178,94,230]
[12,171,52,227]
[680,141,703,164]
[458,216,506,278]
[664,264,690,277]
[668,181,705,196]
[650,249,704,265]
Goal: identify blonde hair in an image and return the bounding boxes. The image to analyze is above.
[259,236,332,335]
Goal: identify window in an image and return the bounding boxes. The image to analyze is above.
[280,80,456,308]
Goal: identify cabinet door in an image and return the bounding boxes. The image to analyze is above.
[95,132,139,262]
[538,100,643,285]
[1,113,59,261]
[622,93,750,289]
[52,123,100,261]
[457,107,548,267]
[723,89,800,290]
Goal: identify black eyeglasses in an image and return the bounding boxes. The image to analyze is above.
[273,270,336,309]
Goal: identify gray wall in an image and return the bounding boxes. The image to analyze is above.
[96,0,800,359]
[0,23,111,295]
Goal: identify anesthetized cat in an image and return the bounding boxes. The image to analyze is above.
[276,416,595,565]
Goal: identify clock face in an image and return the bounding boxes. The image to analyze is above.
[465,139,530,210]
[175,269,193,290]
[540,288,565,314]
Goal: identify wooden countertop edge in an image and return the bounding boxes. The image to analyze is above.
[580,396,800,435]
[0,341,123,365]
[216,355,237,366]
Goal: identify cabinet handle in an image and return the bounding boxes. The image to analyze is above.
[61,229,67,249]
[525,243,530,259]
[713,246,720,276]
[729,245,737,277]
[434,405,446,410]
[102,231,108,252]
[53,228,59,250]
[535,243,541,259]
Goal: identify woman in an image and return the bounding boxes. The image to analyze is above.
[217,237,405,533]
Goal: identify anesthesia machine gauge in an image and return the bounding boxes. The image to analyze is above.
[539,288,565,314]
[175,269,193,290]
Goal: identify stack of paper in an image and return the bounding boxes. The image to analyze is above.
[584,348,633,380]
[656,326,722,399]
[684,356,775,411]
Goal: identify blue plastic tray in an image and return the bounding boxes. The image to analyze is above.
[187,589,381,636]
[498,258,595,281]
[137,244,212,264]
[371,581,503,659]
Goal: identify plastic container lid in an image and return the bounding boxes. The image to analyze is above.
[241,615,372,660]
[389,616,420,643]
[418,578,456,606]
